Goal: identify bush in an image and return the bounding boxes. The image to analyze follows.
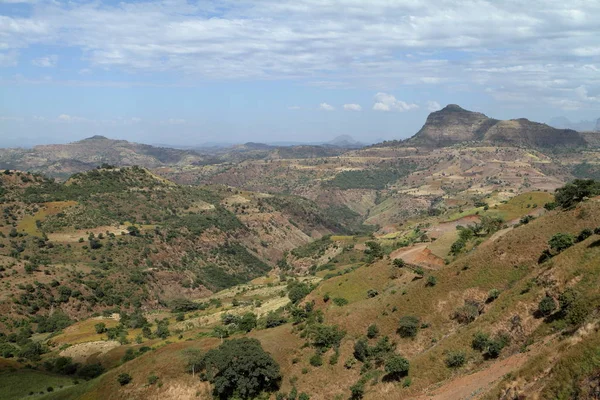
[576,228,593,243]
[393,258,405,268]
[94,322,106,334]
[367,289,379,298]
[445,351,466,368]
[398,316,420,338]
[310,324,346,350]
[366,324,379,339]
[453,302,480,324]
[148,375,159,385]
[353,338,369,362]
[384,355,410,380]
[426,275,437,287]
[549,233,575,253]
[287,281,311,304]
[472,332,490,351]
[538,296,557,317]
[117,373,132,386]
[487,289,500,302]
[198,338,281,399]
[299,393,310,400]
[349,380,365,400]
[309,352,323,367]
[77,363,105,380]
[332,297,349,306]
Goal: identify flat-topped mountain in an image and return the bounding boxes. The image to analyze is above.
[410,104,587,148]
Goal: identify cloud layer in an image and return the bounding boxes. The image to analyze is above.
[0,1,599,110]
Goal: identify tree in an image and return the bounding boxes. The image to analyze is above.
[94,322,107,334]
[198,338,281,399]
[393,258,406,268]
[287,281,311,304]
[364,241,384,259]
[555,179,600,209]
[549,233,575,253]
[398,316,420,338]
[384,355,410,380]
[183,348,203,377]
[238,312,257,333]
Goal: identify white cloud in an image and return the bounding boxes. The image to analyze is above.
[372,93,418,112]
[57,114,87,122]
[32,55,57,68]
[427,101,442,112]
[319,103,335,111]
[343,104,362,111]
[0,1,599,110]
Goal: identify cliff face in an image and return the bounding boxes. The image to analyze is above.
[409,104,586,148]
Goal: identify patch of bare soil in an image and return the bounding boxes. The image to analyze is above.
[60,340,120,363]
[390,243,445,270]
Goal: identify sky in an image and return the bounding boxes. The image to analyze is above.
[0,0,599,147]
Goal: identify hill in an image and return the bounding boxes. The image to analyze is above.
[409,104,587,148]
[0,136,206,178]
[3,180,600,399]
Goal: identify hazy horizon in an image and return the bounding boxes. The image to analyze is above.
[1,0,599,147]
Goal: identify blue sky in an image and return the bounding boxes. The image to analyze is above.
[1,0,599,147]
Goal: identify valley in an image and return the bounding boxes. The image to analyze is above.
[1,105,600,400]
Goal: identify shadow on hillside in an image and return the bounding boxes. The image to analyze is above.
[588,239,600,248]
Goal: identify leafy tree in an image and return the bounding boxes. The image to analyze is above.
[384,355,410,380]
[398,316,420,338]
[287,281,311,304]
[94,322,107,334]
[364,241,384,259]
[549,233,575,253]
[197,338,281,399]
[554,179,600,208]
[309,324,345,350]
[238,312,257,333]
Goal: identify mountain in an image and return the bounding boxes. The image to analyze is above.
[327,135,364,148]
[548,116,600,132]
[409,104,586,148]
[0,136,206,178]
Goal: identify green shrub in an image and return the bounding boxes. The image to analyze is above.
[472,332,490,351]
[309,352,323,367]
[426,275,437,287]
[538,296,557,317]
[366,324,379,339]
[332,297,349,306]
[117,373,132,386]
[549,233,575,253]
[384,355,410,380]
[445,351,466,368]
[398,316,420,338]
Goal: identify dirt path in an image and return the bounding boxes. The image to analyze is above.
[414,352,530,400]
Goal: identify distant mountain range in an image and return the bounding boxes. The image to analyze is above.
[548,116,600,132]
